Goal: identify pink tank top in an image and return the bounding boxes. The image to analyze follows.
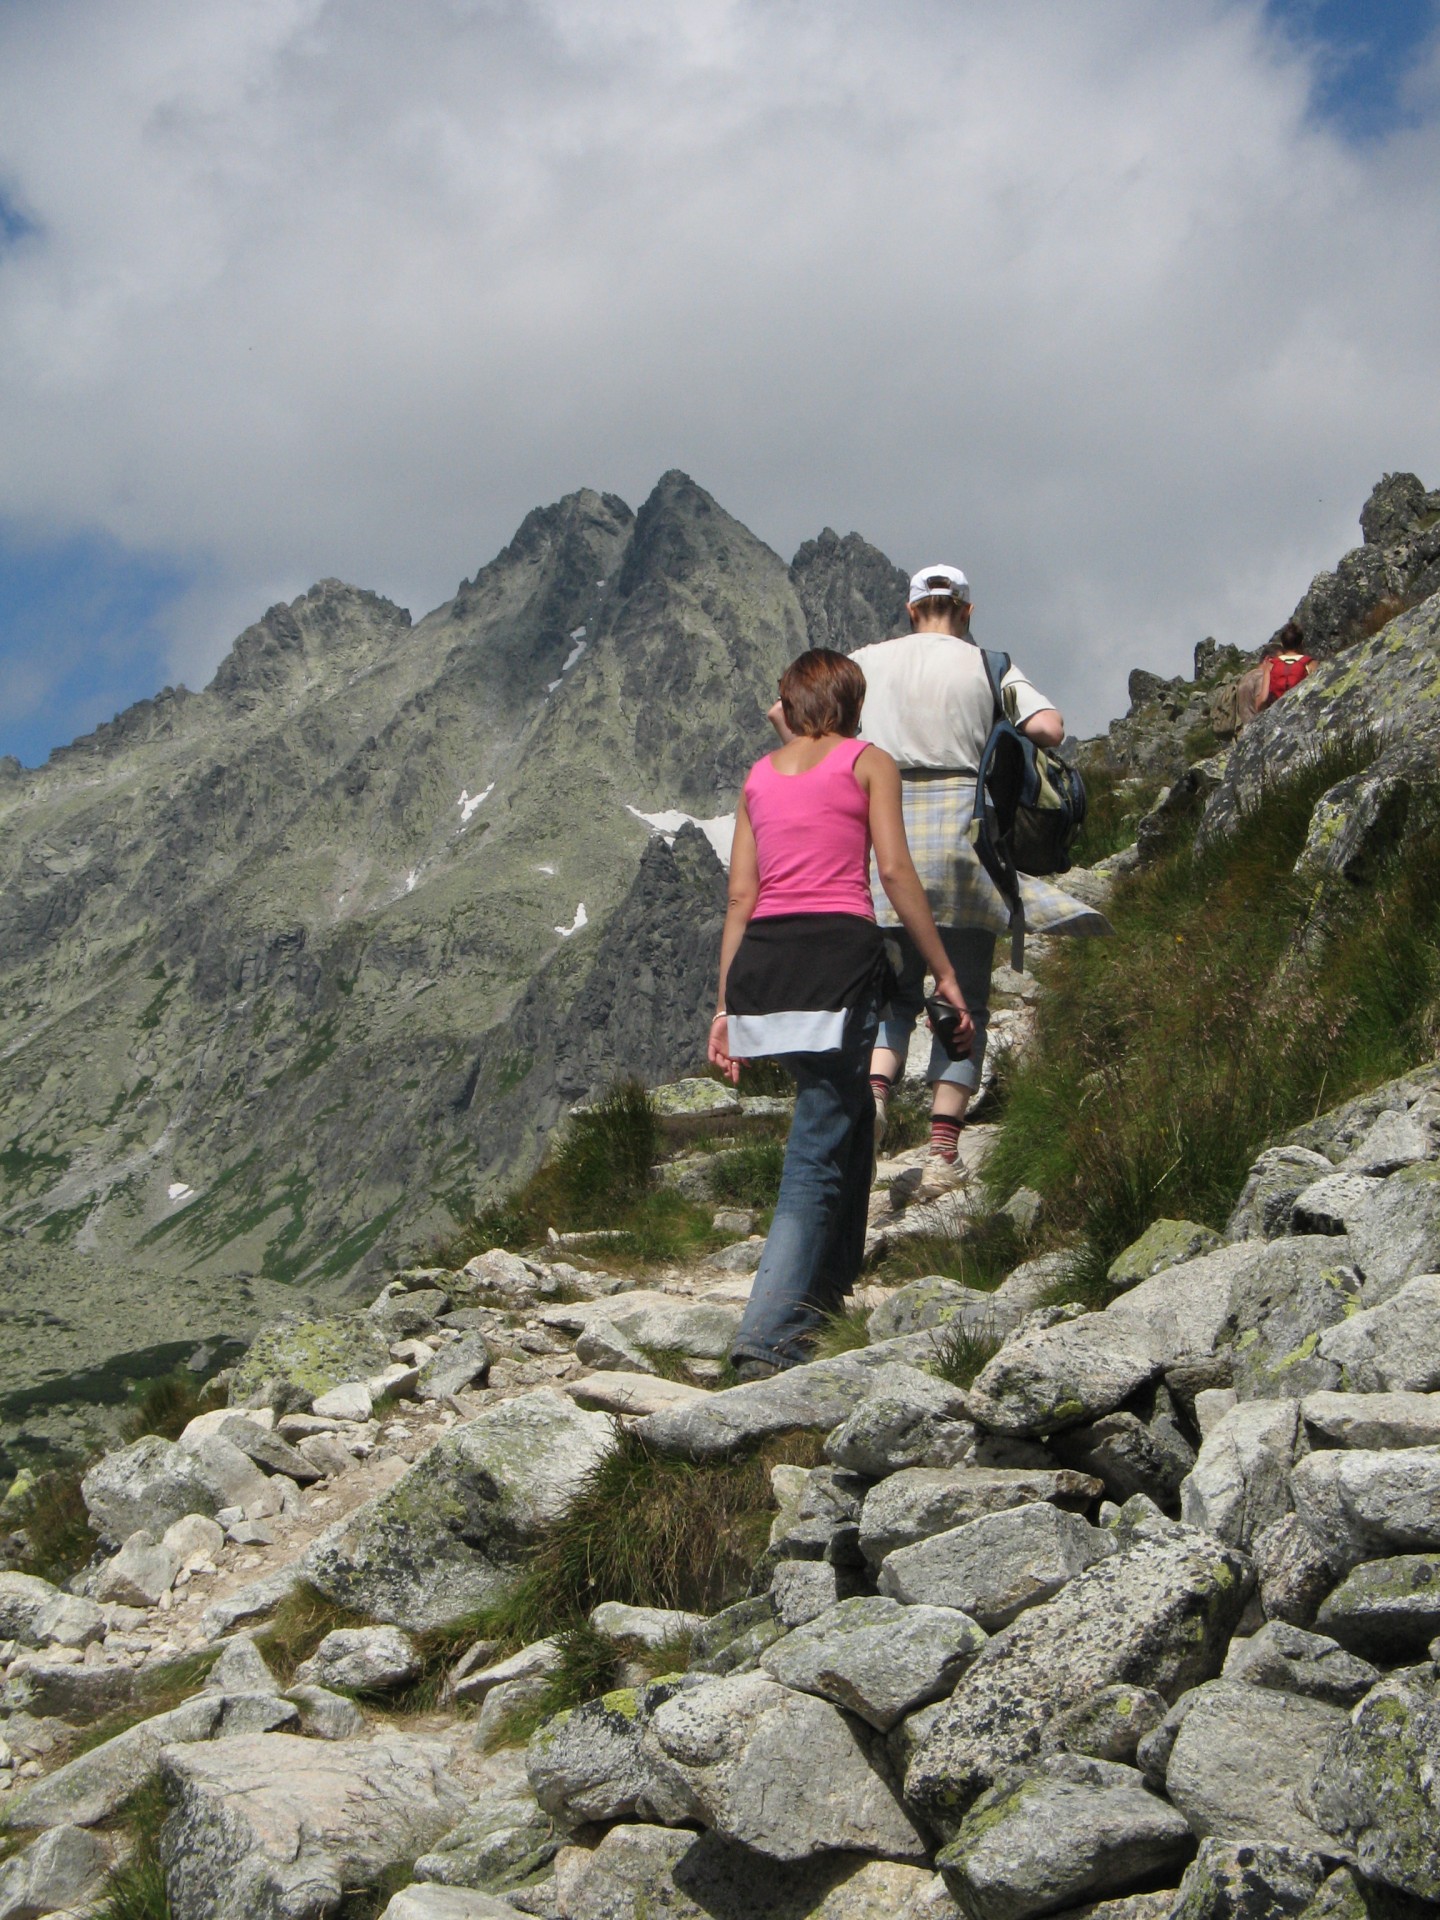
[744,738,875,920]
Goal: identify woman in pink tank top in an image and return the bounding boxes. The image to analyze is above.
[707,649,971,1377]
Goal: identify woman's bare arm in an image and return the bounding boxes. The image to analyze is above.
[709,794,759,1083]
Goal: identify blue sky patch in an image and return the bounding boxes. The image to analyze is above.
[1267,0,1440,139]
[0,527,195,768]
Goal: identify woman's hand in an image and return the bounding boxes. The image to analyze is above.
[929,973,975,1054]
[708,1012,745,1085]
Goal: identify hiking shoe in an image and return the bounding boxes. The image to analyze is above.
[733,1357,782,1383]
[911,1155,972,1206]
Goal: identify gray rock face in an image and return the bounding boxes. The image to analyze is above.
[1108,1246,1260,1367]
[1049,1683,1169,1764]
[770,1560,841,1628]
[589,1602,705,1651]
[1296,1865,1433,1920]
[526,1681,696,1826]
[303,1390,615,1629]
[1289,1446,1440,1566]
[1225,1241,1359,1399]
[1220,1621,1378,1708]
[1300,1389,1440,1450]
[553,1291,742,1361]
[965,1315,1158,1437]
[1346,1163,1440,1304]
[1316,1277,1440,1392]
[0,1823,112,1919]
[294,1625,421,1692]
[768,1465,867,1564]
[3,1693,224,1828]
[642,1671,928,1862]
[81,1432,268,1542]
[412,1765,560,1893]
[1342,1105,1435,1176]
[1304,1665,1440,1903]
[905,1525,1249,1830]
[416,1334,492,1402]
[859,1466,1103,1566]
[1162,1680,1346,1853]
[1107,1219,1223,1292]
[1180,1400,1300,1550]
[228,1311,394,1413]
[823,1374,974,1476]
[760,1596,987,1730]
[1,1654,135,1721]
[380,1887,519,1918]
[551,1821,935,1920]
[1252,1514,1346,1630]
[1290,1175,1383,1237]
[687,1597,785,1677]
[207,1635,279,1695]
[159,1731,467,1920]
[0,1572,103,1650]
[1315,1555,1440,1661]
[1226,1148,1336,1242]
[878,1503,1115,1629]
[867,1278,998,1343]
[935,1753,1192,1920]
[1168,1838,1327,1920]
[92,1530,180,1606]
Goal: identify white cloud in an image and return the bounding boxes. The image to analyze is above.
[0,0,1438,737]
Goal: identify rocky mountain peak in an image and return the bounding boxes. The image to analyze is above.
[208,582,413,711]
[1358,470,1440,550]
[790,527,909,655]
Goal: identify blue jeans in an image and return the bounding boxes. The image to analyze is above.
[876,925,995,1092]
[731,1001,880,1369]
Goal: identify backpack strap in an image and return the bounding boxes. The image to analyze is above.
[970,690,1028,973]
[979,649,1012,724]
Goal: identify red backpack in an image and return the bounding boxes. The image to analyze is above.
[1266,652,1311,702]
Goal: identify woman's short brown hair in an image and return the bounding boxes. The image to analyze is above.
[778,648,866,739]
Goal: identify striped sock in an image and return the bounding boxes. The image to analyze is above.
[869,1073,894,1105]
[930,1114,962,1162]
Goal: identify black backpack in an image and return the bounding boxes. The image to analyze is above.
[971,649,1087,968]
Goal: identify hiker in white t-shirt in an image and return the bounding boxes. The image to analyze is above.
[851,566,1063,1193]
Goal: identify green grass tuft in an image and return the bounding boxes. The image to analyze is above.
[809,1305,872,1359]
[870,1213,1025,1292]
[5,1466,96,1586]
[93,1779,172,1920]
[120,1371,226,1444]
[927,1315,1003,1388]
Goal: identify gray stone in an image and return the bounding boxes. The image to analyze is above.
[574,1320,656,1374]
[381,1888,521,1919]
[823,1372,974,1476]
[207,1635,279,1694]
[3,1693,224,1828]
[705,1238,766,1274]
[1226,1240,1360,1399]
[159,1731,467,1920]
[1342,1107,1434,1176]
[416,1334,492,1402]
[1,1654,135,1720]
[905,1525,1250,1830]
[1108,1246,1266,1365]
[1304,1665,1440,1903]
[589,1602,705,1651]
[770,1560,840,1627]
[452,1638,562,1706]
[555,1291,742,1360]
[1290,1175,1384,1236]
[767,1465,867,1564]
[1167,1838,1327,1920]
[163,1511,227,1564]
[214,1689,302,1736]
[989,1255,1080,1327]
[1194,1389,1238,1437]
[1301,1389,1440,1450]
[552,1823,936,1920]
[81,1432,268,1542]
[312,1380,374,1421]
[1289,1445,1440,1566]
[867,1278,998,1343]
[566,1371,708,1417]
[0,1573,103,1650]
[228,1311,394,1413]
[761,1595,987,1730]
[368,1284,449,1339]
[1221,1621,1379,1707]
[630,1339,940,1460]
[965,1315,1159,1437]
[1179,1399,1300,1551]
[878,1503,1114,1629]
[297,1431,358,1478]
[642,1670,928,1862]
[413,1766,559,1894]
[526,1679,696,1825]
[295,1625,421,1692]
[999,1188,1045,1234]
[935,1753,1192,1920]
[92,1529,180,1606]
[0,1823,111,1919]
[1163,1680,1346,1853]
[1316,1555,1440,1661]
[1051,1402,1196,1508]
[1049,1683,1168,1764]
[216,1415,323,1483]
[458,1248,537,1302]
[1316,1276,1440,1392]
[1347,1162,1440,1303]
[1252,1514,1346,1630]
[303,1391,615,1629]
[1226,1147,1336,1241]
[859,1466,1104,1566]
[653,1078,740,1117]
[1108,1220,1223,1293]
[687,1597,784,1677]
[284,1683,367,1739]
[197,1563,301,1639]
[1295,1865,1435,1920]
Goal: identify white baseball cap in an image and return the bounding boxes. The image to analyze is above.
[907,563,971,606]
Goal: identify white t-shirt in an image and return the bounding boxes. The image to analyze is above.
[852,633,1052,773]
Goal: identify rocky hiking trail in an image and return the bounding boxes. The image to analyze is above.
[4,1029,1440,1920]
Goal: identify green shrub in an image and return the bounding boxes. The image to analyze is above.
[871,1214,1025,1292]
[706,1137,786,1210]
[7,1466,95,1586]
[927,1315,1002,1388]
[121,1371,226,1443]
[984,740,1440,1292]
[93,1779,171,1920]
[1070,764,1163,867]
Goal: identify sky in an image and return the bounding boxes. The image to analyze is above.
[1,0,1438,766]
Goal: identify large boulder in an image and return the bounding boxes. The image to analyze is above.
[1107,1220,1223,1292]
[1314,1555,1440,1661]
[0,1825,112,1918]
[1167,1839,1327,1920]
[1304,1665,1440,1904]
[547,1291,743,1361]
[229,1311,394,1413]
[0,1572,103,1650]
[1252,1515,1346,1630]
[303,1391,614,1629]
[1179,1400,1300,1550]
[82,1433,268,1542]
[877,1504,1114,1629]
[859,1467,1102,1566]
[760,1596,987,1730]
[1315,1277,1440,1392]
[293,1626,421,1693]
[823,1374,974,1477]
[2,1695,225,1829]
[1288,1446,1440,1567]
[934,1753,1192,1920]
[904,1517,1250,1830]
[1226,1148,1336,1242]
[964,1317,1159,1437]
[1345,1163,1440,1305]
[1220,1621,1378,1709]
[1223,1241,1358,1399]
[1300,1390,1440,1450]
[411,1760,561,1893]
[641,1671,928,1862]
[159,1732,466,1920]
[1161,1680,1347,1853]
[867,1277,999,1343]
[526,1681,697,1826]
